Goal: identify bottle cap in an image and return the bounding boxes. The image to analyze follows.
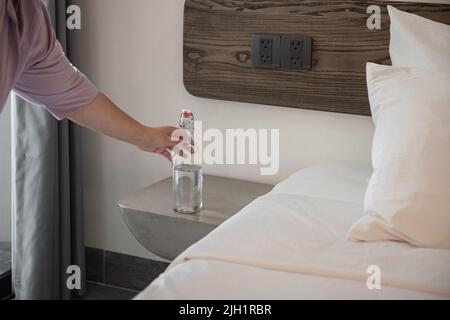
[182,109,193,118]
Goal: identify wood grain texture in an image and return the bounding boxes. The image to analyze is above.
[183,0,450,116]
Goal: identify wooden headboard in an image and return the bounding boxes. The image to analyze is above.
[183,0,450,116]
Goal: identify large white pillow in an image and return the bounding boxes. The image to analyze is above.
[348,63,450,249]
[388,5,450,72]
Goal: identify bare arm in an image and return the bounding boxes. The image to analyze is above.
[68,93,177,161]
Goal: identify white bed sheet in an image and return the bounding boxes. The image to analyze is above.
[136,164,450,300]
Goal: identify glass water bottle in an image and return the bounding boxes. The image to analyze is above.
[173,110,203,214]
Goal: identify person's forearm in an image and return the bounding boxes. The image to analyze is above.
[68,92,145,147]
[67,92,178,161]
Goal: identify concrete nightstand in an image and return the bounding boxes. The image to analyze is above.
[118,175,273,261]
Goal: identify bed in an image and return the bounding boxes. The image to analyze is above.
[135,1,450,300]
[136,164,450,300]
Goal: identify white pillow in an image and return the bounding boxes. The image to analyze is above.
[348,63,450,249]
[388,5,450,72]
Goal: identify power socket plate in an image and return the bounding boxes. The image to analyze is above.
[251,35,281,68]
[281,36,312,69]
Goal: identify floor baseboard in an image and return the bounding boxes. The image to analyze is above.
[86,247,169,292]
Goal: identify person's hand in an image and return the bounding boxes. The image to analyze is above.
[136,126,179,161]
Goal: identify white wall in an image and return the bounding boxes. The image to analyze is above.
[70,0,374,260]
[0,96,11,243]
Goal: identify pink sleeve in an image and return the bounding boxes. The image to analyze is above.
[13,2,99,120]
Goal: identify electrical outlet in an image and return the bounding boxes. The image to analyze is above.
[281,36,312,69]
[287,39,303,67]
[251,35,281,68]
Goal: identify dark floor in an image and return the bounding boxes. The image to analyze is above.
[0,242,11,276]
[75,282,138,300]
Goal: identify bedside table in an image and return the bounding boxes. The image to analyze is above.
[118,175,273,261]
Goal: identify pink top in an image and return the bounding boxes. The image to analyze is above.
[0,0,98,120]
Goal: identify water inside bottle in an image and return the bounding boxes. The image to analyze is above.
[173,164,203,214]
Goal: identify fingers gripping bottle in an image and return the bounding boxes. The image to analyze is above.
[173,110,203,214]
